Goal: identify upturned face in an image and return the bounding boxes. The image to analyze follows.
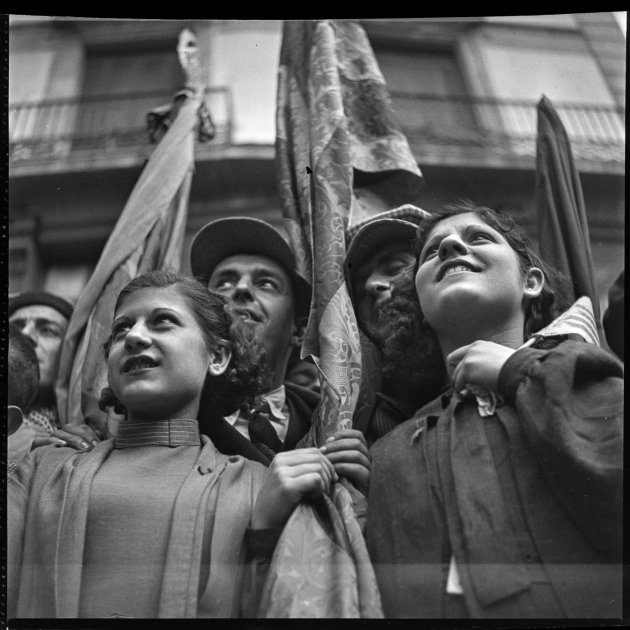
[208,254,298,368]
[414,213,528,333]
[353,241,415,329]
[9,304,69,389]
[107,286,220,422]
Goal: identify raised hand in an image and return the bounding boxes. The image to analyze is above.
[446,340,515,394]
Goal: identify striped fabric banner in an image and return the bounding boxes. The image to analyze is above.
[523,296,600,348]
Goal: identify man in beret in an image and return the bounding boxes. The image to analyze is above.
[9,291,74,434]
[344,204,446,446]
[190,216,320,466]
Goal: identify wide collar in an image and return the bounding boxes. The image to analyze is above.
[114,418,201,448]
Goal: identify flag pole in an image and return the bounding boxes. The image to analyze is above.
[56,30,212,431]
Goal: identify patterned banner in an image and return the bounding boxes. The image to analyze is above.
[535,95,603,341]
[276,19,423,443]
[267,19,423,618]
[55,31,210,433]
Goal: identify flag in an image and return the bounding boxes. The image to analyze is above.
[523,295,600,347]
[535,94,602,341]
[265,19,423,618]
[55,30,211,432]
[276,19,423,444]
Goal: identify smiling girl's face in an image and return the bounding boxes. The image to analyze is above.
[414,212,529,335]
[107,286,216,423]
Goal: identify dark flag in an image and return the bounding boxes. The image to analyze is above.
[535,94,603,340]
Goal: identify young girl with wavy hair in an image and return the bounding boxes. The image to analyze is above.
[8,270,338,618]
[366,203,623,619]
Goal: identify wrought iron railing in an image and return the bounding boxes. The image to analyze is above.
[9,90,624,165]
[9,86,233,162]
[389,92,625,163]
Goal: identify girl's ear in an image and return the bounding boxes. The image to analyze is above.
[523,267,545,300]
[208,345,231,376]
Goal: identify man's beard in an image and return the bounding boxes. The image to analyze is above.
[365,273,447,410]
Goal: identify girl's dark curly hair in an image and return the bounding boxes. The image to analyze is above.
[413,201,574,340]
[98,269,267,421]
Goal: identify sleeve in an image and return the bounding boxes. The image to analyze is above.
[497,340,624,559]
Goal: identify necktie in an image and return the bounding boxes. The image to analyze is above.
[248,400,283,460]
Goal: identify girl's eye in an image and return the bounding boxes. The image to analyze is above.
[421,245,439,262]
[471,232,492,243]
[154,314,176,326]
[111,323,131,339]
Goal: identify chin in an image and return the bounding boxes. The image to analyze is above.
[425,290,484,324]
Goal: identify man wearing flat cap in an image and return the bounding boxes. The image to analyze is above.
[344,204,446,445]
[9,290,74,434]
[190,216,319,466]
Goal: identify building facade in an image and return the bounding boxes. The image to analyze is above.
[8,15,625,317]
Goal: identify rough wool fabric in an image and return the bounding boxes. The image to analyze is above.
[367,341,623,619]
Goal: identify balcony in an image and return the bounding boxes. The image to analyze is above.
[9,87,234,174]
[391,93,625,173]
[9,90,625,175]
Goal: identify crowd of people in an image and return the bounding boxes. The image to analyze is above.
[6,201,624,620]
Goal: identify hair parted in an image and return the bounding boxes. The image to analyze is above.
[413,200,574,340]
[98,269,266,420]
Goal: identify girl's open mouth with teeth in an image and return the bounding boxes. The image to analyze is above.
[123,356,159,372]
[443,265,474,278]
[439,261,480,281]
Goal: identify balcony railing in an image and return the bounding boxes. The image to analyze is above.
[9,90,625,166]
[390,93,625,164]
[9,87,233,162]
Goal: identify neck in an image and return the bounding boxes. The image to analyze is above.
[265,351,292,392]
[437,322,525,361]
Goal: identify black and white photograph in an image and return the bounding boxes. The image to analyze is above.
[5,13,626,625]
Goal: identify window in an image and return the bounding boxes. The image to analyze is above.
[76,46,184,143]
[9,236,41,295]
[374,48,477,140]
[463,25,624,142]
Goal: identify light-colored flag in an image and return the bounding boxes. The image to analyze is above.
[522,295,600,348]
[261,19,423,618]
[276,19,423,445]
[55,30,212,432]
